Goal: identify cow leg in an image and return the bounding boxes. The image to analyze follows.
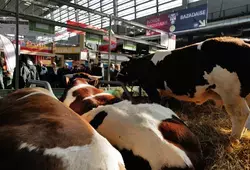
[222,97,250,143]
[142,86,161,104]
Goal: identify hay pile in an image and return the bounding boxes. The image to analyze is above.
[173,101,250,170]
[111,88,250,169]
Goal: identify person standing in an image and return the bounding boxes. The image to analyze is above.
[0,57,5,89]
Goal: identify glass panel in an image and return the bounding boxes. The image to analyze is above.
[89,0,100,5]
[118,0,131,5]
[118,8,134,17]
[102,21,109,28]
[122,14,135,20]
[102,3,113,11]
[90,3,100,9]
[53,12,60,18]
[137,7,156,18]
[136,0,156,11]
[102,0,112,5]
[158,0,172,5]
[61,5,67,9]
[61,13,68,19]
[136,0,147,5]
[118,1,134,11]
[90,19,101,25]
[54,17,60,22]
[61,17,68,22]
[158,0,182,12]
[104,8,113,14]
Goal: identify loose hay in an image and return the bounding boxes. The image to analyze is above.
[172,101,250,170]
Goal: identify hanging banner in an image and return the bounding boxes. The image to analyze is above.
[86,33,102,45]
[66,20,108,35]
[146,4,208,35]
[0,17,29,35]
[123,41,136,51]
[99,34,117,52]
[29,21,55,34]
[54,47,80,54]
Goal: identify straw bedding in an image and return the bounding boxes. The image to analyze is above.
[172,100,250,170]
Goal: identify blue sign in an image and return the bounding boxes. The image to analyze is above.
[169,4,208,32]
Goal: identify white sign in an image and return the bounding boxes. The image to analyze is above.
[80,51,88,60]
[36,23,49,30]
[160,33,169,48]
[168,34,176,50]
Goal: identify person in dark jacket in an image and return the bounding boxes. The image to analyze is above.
[12,59,31,89]
[26,59,39,81]
[36,60,47,81]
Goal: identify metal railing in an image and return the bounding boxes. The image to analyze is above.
[208,4,250,22]
[0,80,133,102]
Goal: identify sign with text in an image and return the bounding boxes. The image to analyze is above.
[123,41,136,51]
[146,4,208,35]
[67,20,108,35]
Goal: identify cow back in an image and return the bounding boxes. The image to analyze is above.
[0,87,125,170]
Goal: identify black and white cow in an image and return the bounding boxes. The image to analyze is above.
[83,100,204,170]
[117,36,250,144]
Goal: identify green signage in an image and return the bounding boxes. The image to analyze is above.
[29,21,55,34]
[86,33,102,45]
[123,41,136,51]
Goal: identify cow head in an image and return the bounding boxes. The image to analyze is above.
[117,58,141,85]
[117,55,156,86]
[65,72,102,87]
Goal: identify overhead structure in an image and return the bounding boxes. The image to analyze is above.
[50,0,168,35]
[0,0,173,84]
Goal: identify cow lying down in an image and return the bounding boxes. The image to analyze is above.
[0,87,125,170]
[60,75,121,115]
[117,37,250,144]
[82,100,204,170]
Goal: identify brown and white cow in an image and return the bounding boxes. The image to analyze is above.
[82,100,204,170]
[63,72,102,87]
[117,37,250,144]
[60,76,121,115]
[0,87,125,170]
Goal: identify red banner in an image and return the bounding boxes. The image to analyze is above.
[67,20,108,35]
[146,13,171,36]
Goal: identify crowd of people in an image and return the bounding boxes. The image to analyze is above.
[0,55,121,89]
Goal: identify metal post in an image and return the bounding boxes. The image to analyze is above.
[15,0,19,89]
[107,15,112,87]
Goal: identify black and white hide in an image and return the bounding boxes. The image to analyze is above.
[82,100,204,170]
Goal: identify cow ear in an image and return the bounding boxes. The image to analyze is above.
[88,75,102,80]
